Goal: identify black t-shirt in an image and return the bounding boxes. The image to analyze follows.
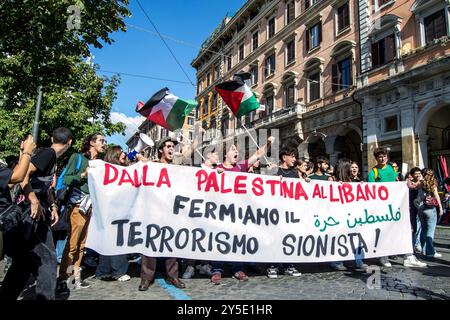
[30,148,57,202]
[0,166,13,211]
[276,167,299,179]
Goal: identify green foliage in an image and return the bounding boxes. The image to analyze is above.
[0,0,130,159]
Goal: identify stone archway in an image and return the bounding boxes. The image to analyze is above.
[415,99,450,168]
[332,125,362,166]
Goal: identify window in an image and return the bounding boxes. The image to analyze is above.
[286,39,296,64]
[250,64,258,85]
[214,64,219,81]
[226,52,232,71]
[378,0,392,7]
[286,1,295,24]
[332,57,352,91]
[424,9,447,44]
[265,54,276,78]
[305,0,320,11]
[202,100,208,116]
[239,43,245,62]
[196,106,200,120]
[206,72,211,87]
[285,83,295,107]
[384,115,398,132]
[337,2,350,32]
[212,92,217,111]
[252,31,259,51]
[268,17,275,39]
[371,34,396,68]
[308,71,321,102]
[221,114,229,136]
[210,117,216,137]
[306,22,322,51]
[188,117,194,125]
[189,131,193,141]
[266,95,274,115]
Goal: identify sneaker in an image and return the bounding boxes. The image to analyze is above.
[267,267,278,279]
[330,262,347,271]
[117,274,131,282]
[414,245,422,254]
[196,264,213,276]
[74,280,91,289]
[210,272,222,285]
[284,267,301,277]
[96,274,111,280]
[182,266,195,279]
[355,260,369,270]
[404,255,427,267]
[379,257,392,268]
[233,271,249,281]
[426,252,442,258]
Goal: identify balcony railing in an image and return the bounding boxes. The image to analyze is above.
[240,103,305,130]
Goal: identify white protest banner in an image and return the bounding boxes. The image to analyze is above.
[86,160,412,263]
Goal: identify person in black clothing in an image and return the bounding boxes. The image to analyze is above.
[265,146,302,279]
[0,136,36,259]
[0,128,72,300]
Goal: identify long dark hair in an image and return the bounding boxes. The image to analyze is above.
[334,158,352,182]
[104,145,124,166]
[81,133,102,159]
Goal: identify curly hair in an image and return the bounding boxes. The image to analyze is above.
[422,168,437,193]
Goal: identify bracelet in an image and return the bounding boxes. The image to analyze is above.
[23,152,32,157]
[51,203,58,210]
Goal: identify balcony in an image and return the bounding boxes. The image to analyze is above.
[237,103,305,132]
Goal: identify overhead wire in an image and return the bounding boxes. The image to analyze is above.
[135,0,196,87]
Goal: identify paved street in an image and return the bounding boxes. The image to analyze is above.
[1,230,449,300]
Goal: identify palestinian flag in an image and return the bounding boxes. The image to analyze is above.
[215,79,260,117]
[136,87,197,131]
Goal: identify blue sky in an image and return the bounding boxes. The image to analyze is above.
[91,0,246,148]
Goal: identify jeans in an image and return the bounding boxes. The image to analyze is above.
[56,238,67,263]
[95,254,128,278]
[419,206,438,256]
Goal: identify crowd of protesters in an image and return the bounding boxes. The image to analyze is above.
[0,128,449,299]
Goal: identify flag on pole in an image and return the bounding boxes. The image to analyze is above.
[215,78,260,117]
[136,87,197,131]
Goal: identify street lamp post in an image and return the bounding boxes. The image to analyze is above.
[32,85,43,143]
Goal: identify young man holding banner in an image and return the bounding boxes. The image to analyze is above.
[138,136,186,291]
[368,147,427,268]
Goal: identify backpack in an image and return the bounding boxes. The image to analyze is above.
[372,164,398,182]
[55,153,82,203]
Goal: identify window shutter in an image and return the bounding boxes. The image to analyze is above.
[371,41,380,67]
[306,29,310,51]
[385,35,395,62]
[332,63,339,92]
[343,4,350,29]
[318,22,322,43]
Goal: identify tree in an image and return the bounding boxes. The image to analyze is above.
[0,59,125,158]
[0,0,131,157]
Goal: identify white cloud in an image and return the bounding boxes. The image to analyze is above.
[110,112,145,141]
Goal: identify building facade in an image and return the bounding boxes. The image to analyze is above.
[355,0,450,173]
[192,0,363,167]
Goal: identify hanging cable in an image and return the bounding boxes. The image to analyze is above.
[135,0,196,87]
[98,69,193,85]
